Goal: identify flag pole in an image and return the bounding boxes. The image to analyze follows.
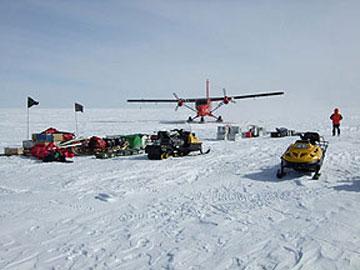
[74,103,84,136]
[26,96,39,139]
[27,106,30,140]
[75,110,78,135]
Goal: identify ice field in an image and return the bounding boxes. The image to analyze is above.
[0,105,359,269]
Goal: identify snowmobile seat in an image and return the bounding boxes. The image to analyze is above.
[300,132,320,145]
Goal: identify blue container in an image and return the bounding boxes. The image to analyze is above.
[34,133,54,142]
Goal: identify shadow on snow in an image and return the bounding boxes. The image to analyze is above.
[244,165,313,182]
[332,180,360,193]
[244,165,283,182]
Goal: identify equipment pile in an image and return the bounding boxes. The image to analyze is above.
[270,127,296,138]
[216,124,267,140]
[217,125,241,141]
[60,134,148,159]
[28,127,76,162]
[93,134,148,159]
[3,124,330,181]
[2,127,151,162]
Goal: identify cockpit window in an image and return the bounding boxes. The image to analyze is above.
[196,99,208,105]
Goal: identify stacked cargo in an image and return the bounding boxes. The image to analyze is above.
[1,129,152,161]
[27,128,76,162]
[244,125,267,138]
[217,125,268,140]
[32,128,75,146]
[217,125,241,141]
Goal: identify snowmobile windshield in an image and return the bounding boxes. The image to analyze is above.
[295,143,308,149]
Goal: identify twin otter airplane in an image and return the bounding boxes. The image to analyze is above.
[127,80,284,123]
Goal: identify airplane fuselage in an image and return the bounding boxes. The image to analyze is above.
[195,99,211,116]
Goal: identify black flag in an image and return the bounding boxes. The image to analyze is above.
[27,96,39,108]
[75,103,84,112]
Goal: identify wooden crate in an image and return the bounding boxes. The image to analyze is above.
[4,147,24,156]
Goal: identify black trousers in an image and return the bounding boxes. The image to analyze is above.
[332,124,340,136]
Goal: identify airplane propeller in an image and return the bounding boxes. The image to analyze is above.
[173,93,196,112]
[173,93,183,111]
[223,88,236,104]
[210,88,235,114]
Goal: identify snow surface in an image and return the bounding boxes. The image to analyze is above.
[0,107,360,270]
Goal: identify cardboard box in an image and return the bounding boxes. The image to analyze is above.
[53,134,64,141]
[228,126,241,141]
[217,126,228,140]
[4,147,24,156]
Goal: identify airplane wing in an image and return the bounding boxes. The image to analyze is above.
[127,91,284,103]
[209,91,284,102]
[127,98,198,103]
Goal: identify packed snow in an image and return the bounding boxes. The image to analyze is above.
[0,106,360,270]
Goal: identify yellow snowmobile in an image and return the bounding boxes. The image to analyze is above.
[276,132,329,180]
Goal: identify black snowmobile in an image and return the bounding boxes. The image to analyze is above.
[145,129,209,160]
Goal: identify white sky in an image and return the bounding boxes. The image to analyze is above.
[0,0,359,110]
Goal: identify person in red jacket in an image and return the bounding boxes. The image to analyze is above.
[330,108,343,136]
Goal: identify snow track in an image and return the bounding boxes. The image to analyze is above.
[1,108,360,269]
